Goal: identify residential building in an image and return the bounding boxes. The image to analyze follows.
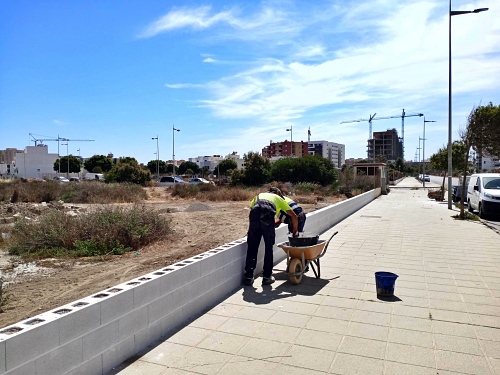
[225,152,245,170]
[262,140,309,158]
[13,145,60,179]
[473,154,500,172]
[308,140,345,168]
[189,155,224,172]
[367,129,402,162]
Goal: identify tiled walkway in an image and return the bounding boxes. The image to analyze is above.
[110,181,500,374]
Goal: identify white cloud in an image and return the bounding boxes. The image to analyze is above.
[203,57,217,63]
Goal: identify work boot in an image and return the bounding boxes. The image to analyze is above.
[262,276,275,285]
[244,277,254,286]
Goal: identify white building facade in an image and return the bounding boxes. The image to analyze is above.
[308,140,345,168]
[14,145,60,179]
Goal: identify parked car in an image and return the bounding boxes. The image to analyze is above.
[53,176,70,182]
[423,175,430,182]
[69,177,80,182]
[189,178,210,184]
[157,176,185,187]
[83,173,105,181]
[452,185,465,203]
[467,173,500,218]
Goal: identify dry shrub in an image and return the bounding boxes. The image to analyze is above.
[202,187,255,201]
[8,204,170,258]
[0,180,146,204]
[294,195,317,204]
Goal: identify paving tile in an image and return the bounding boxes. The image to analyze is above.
[434,334,483,355]
[321,295,358,309]
[430,309,471,324]
[207,303,244,317]
[429,299,468,312]
[396,287,429,298]
[235,337,291,363]
[294,329,342,351]
[217,317,263,336]
[426,283,459,293]
[386,342,435,367]
[461,294,500,306]
[168,326,212,347]
[392,304,430,319]
[355,299,393,314]
[197,331,250,354]
[391,315,432,332]
[387,327,434,348]
[305,316,349,335]
[282,344,335,373]
[384,361,437,375]
[140,342,192,366]
[273,363,327,375]
[478,339,500,360]
[253,322,302,343]
[432,320,477,338]
[488,357,500,374]
[314,305,354,321]
[344,320,389,341]
[109,360,167,375]
[278,300,320,315]
[350,309,391,327]
[171,347,232,374]
[338,336,386,359]
[466,303,500,316]
[190,313,229,330]
[435,350,491,375]
[428,291,463,302]
[217,356,278,375]
[330,352,384,375]
[231,305,277,322]
[267,310,311,328]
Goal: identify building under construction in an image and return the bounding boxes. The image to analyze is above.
[367,128,402,162]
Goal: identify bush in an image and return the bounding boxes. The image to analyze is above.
[8,204,171,258]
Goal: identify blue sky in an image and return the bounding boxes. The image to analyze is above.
[1,0,499,165]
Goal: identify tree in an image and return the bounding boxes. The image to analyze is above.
[395,158,405,173]
[269,155,337,185]
[178,161,200,175]
[457,103,500,218]
[217,159,238,176]
[166,164,178,175]
[429,141,468,200]
[242,152,271,186]
[105,157,151,185]
[84,155,113,173]
[54,156,82,174]
[146,160,168,175]
[375,154,387,163]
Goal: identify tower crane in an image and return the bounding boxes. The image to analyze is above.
[340,109,423,159]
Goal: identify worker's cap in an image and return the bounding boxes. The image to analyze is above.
[268,187,284,198]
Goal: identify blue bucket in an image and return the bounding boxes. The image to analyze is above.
[375,272,398,296]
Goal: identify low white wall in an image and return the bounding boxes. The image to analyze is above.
[0,188,381,375]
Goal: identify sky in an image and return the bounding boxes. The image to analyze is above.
[1,0,499,165]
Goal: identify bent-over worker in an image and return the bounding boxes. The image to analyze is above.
[277,196,306,233]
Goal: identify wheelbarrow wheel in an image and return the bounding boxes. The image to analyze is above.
[288,258,303,285]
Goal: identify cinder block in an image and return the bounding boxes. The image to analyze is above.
[148,295,170,324]
[34,337,82,375]
[132,277,161,308]
[118,306,149,341]
[5,317,59,371]
[102,336,135,374]
[0,340,4,374]
[66,355,102,375]
[3,360,35,375]
[159,262,201,295]
[57,303,101,345]
[82,321,119,361]
[100,289,134,325]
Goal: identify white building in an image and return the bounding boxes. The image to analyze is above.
[225,152,245,170]
[14,145,60,179]
[189,155,224,172]
[308,140,345,168]
[474,154,500,172]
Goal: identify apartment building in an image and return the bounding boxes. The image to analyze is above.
[262,140,309,158]
[367,129,402,162]
[308,140,345,168]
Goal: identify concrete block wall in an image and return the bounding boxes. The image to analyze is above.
[0,188,380,375]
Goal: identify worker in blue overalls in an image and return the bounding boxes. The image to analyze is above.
[244,187,298,286]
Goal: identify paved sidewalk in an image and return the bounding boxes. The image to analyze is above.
[110,179,500,375]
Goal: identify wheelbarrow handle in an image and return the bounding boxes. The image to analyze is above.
[318,231,338,258]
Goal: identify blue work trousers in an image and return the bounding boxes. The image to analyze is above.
[244,207,275,279]
[288,212,306,233]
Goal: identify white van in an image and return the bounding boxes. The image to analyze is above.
[84,173,105,181]
[467,173,500,218]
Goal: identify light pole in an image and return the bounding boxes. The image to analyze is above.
[173,125,180,177]
[286,125,293,156]
[152,136,159,178]
[448,1,488,209]
[423,118,436,189]
[417,140,422,179]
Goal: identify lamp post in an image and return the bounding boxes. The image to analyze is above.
[286,125,293,156]
[417,140,422,179]
[173,125,180,177]
[448,1,488,209]
[423,118,436,189]
[152,136,159,178]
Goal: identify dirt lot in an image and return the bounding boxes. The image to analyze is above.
[0,188,344,329]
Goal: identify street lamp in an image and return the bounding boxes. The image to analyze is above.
[423,118,436,189]
[286,125,293,156]
[152,136,159,178]
[173,125,180,177]
[448,1,488,209]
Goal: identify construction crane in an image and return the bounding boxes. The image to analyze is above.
[29,133,95,149]
[340,109,423,159]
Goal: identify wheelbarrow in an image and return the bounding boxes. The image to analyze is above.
[277,231,338,284]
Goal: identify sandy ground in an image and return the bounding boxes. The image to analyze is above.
[0,188,344,329]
